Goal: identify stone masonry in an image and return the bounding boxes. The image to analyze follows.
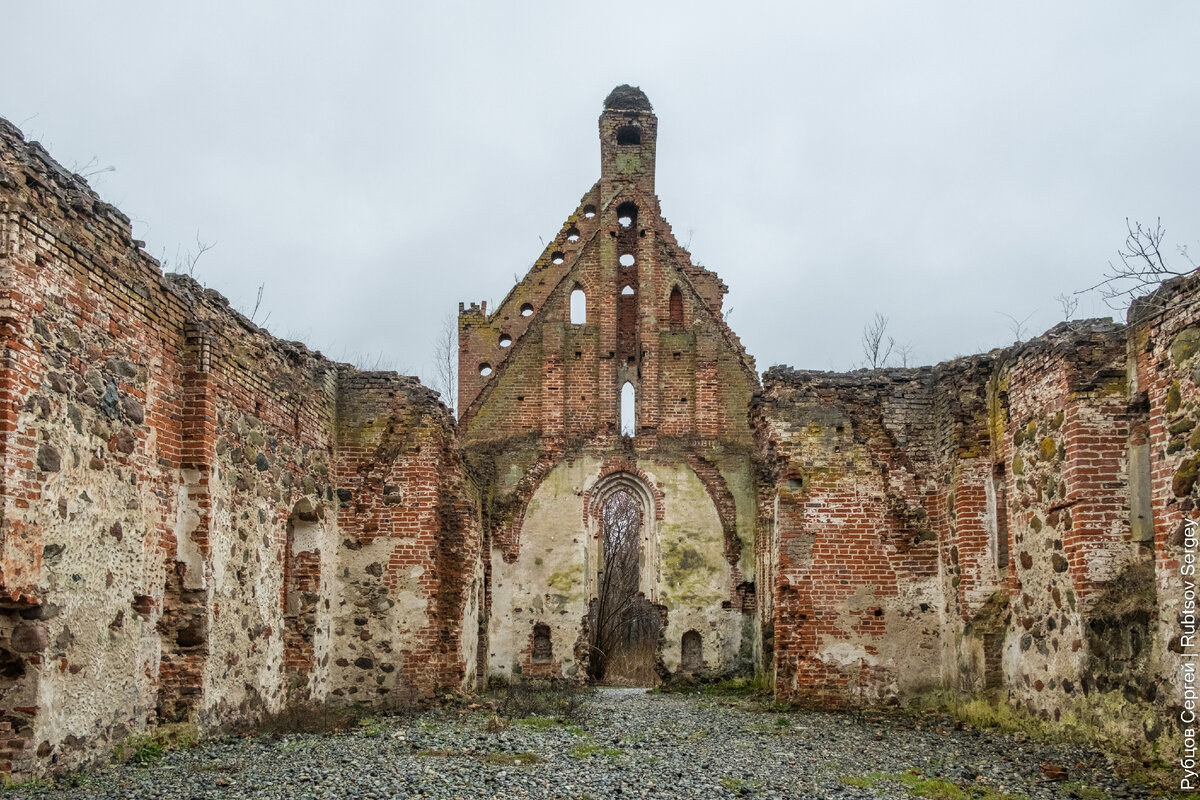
[0,85,1195,776]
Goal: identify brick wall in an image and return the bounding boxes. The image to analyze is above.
[459,88,764,684]
[0,117,483,778]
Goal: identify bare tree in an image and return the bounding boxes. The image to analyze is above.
[248,283,271,327]
[588,490,655,684]
[69,155,115,181]
[862,312,895,369]
[995,310,1036,343]
[158,232,215,278]
[431,311,458,415]
[1054,292,1078,321]
[1078,218,1198,309]
[896,342,916,368]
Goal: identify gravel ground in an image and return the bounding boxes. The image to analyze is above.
[8,688,1159,799]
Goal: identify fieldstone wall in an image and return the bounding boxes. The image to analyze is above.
[0,117,482,778]
[761,297,1200,756]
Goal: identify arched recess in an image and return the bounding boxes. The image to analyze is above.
[283,498,323,675]
[584,470,661,684]
[585,471,660,602]
[669,286,684,328]
[681,630,703,672]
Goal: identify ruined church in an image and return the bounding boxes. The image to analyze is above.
[0,85,1191,777]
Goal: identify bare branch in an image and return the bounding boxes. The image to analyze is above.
[995,309,1037,343]
[250,283,264,323]
[431,311,458,415]
[861,312,894,369]
[1076,218,1196,310]
[1054,292,1078,321]
[69,155,115,181]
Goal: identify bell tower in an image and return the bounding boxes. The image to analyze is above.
[599,84,657,197]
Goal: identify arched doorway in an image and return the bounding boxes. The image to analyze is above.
[587,474,661,685]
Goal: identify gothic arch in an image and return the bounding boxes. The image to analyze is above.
[583,469,660,602]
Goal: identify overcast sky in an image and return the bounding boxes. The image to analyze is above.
[4,2,1198,390]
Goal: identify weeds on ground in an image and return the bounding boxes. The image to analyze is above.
[1058,782,1109,800]
[840,769,1027,800]
[905,691,1179,793]
[357,717,385,737]
[570,742,623,758]
[719,776,764,792]
[256,701,359,736]
[0,776,55,791]
[840,772,891,789]
[488,676,589,724]
[482,751,541,765]
[656,673,772,697]
[112,723,199,765]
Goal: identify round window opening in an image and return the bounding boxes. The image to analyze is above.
[619,253,635,267]
[520,303,534,317]
[551,251,565,265]
[566,227,580,243]
[499,334,512,348]
[479,363,493,377]
[583,205,596,219]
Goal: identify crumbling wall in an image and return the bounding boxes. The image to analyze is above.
[0,118,190,773]
[761,368,947,706]
[332,374,483,704]
[990,320,1149,743]
[156,277,343,728]
[0,118,482,778]
[1127,274,1200,748]
[760,311,1178,756]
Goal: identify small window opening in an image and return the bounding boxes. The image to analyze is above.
[620,381,636,437]
[565,227,580,243]
[570,288,586,324]
[520,303,534,317]
[618,215,632,229]
[619,253,635,267]
[616,202,637,229]
[681,630,703,671]
[551,251,565,265]
[583,204,596,219]
[499,334,512,348]
[994,462,1010,570]
[532,624,552,663]
[621,285,635,296]
[669,287,683,327]
[479,363,493,377]
[616,126,641,146]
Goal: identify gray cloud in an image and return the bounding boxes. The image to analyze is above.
[3,1,1197,389]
